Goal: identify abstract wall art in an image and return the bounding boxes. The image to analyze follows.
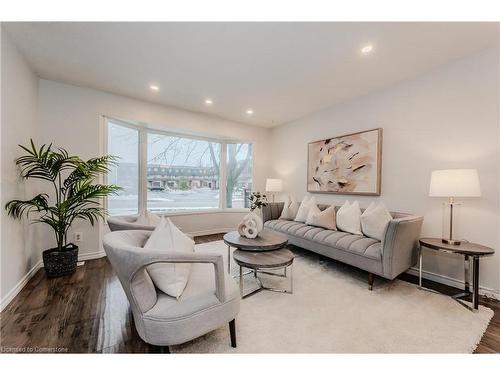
[307,128,382,195]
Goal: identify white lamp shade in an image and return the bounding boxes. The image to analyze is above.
[265,178,283,192]
[429,169,481,197]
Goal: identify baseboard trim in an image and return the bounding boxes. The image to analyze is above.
[78,250,106,261]
[406,267,500,300]
[0,260,43,312]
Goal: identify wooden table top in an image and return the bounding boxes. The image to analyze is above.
[233,249,295,269]
[419,238,494,256]
[223,230,288,251]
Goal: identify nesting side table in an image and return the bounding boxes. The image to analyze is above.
[223,230,293,298]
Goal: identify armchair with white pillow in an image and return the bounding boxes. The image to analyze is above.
[107,211,162,232]
[102,217,240,352]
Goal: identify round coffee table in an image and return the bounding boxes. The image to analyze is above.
[233,248,294,298]
[223,230,288,273]
[223,230,292,298]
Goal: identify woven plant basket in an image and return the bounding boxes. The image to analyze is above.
[42,244,79,278]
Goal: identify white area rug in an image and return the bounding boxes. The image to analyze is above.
[172,240,493,353]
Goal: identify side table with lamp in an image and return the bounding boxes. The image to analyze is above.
[420,169,494,311]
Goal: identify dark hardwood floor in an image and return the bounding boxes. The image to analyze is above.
[1,233,498,353]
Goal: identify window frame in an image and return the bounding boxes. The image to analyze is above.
[102,116,254,215]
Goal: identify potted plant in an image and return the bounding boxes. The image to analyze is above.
[5,140,121,278]
[238,191,268,239]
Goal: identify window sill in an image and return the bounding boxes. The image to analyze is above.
[151,208,250,217]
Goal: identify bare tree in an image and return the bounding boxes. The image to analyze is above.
[149,137,251,207]
[206,143,253,207]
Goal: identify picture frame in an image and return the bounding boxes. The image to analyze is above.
[307,128,382,195]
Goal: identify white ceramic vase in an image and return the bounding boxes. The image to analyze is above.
[238,210,264,239]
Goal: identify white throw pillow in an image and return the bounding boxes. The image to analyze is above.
[336,201,362,235]
[144,217,195,298]
[135,210,162,226]
[294,196,316,222]
[305,204,321,224]
[280,200,300,220]
[361,202,393,241]
[306,204,337,230]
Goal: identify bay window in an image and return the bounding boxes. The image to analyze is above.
[105,118,253,214]
[107,122,139,215]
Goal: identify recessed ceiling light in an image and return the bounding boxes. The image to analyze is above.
[149,84,159,91]
[246,109,254,115]
[361,45,374,55]
[205,99,213,105]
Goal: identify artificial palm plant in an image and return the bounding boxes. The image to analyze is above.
[5,140,121,277]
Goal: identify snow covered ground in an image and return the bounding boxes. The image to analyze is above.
[108,188,244,215]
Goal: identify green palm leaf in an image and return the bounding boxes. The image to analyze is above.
[5,193,50,218]
[4,139,121,251]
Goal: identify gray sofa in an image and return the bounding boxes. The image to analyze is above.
[262,202,423,289]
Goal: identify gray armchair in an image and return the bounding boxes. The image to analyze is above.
[107,214,156,232]
[107,214,194,240]
[102,230,240,352]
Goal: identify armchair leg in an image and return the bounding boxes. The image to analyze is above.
[368,272,374,291]
[229,319,237,348]
[150,345,170,354]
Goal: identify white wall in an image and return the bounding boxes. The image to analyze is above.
[270,48,500,295]
[1,27,40,307]
[38,80,272,257]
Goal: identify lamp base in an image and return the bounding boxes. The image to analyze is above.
[442,238,461,246]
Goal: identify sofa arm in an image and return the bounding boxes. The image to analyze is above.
[129,252,227,303]
[382,215,423,279]
[262,202,285,222]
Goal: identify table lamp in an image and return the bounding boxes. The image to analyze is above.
[265,178,283,202]
[429,169,481,245]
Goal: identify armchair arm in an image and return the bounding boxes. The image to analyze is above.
[382,215,423,279]
[129,252,227,302]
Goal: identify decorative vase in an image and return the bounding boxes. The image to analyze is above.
[238,210,264,239]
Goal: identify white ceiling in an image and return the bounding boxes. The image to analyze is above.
[4,22,498,127]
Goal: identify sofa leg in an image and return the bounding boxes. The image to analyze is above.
[368,273,374,291]
[229,319,237,348]
[150,345,170,354]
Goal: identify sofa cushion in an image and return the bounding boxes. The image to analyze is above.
[336,200,362,235]
[267,219,305,233]
[264,219,284,230]
[361,202,392,241]
[280,200,300,220]
[294,196,316,222]
[306,204,336,230]
[264,219,382,260]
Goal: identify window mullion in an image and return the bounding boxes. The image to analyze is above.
[139,129,148,213]
[220,142,227,209]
